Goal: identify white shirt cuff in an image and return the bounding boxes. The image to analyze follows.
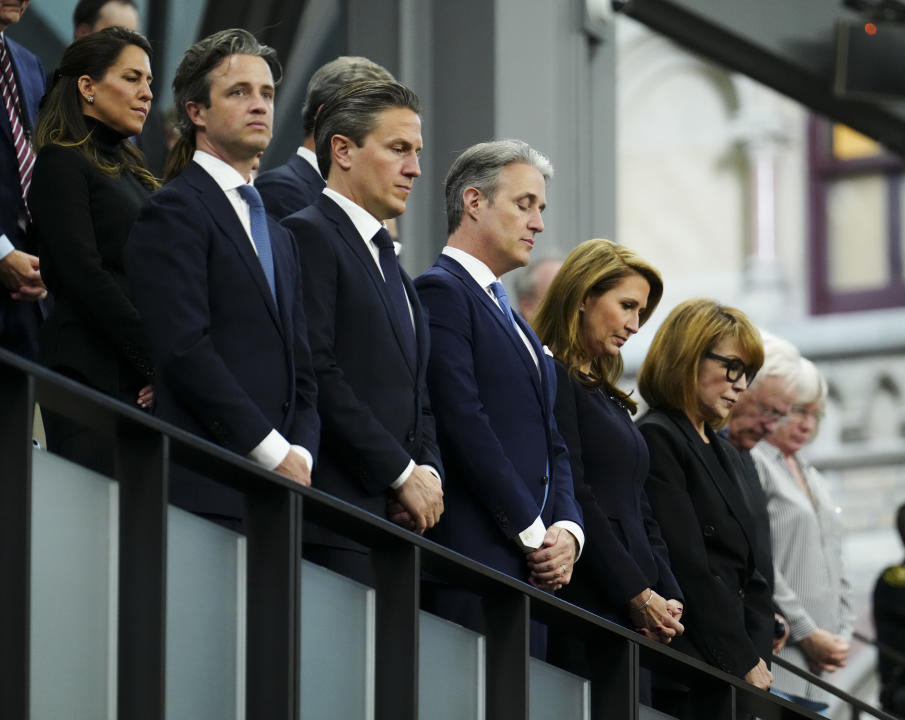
[552,521,585,560]
[517,516,547,552]
[290,444,313,472]
[248,429,290,471]
[390,459,416,490]
[0,234,15,261]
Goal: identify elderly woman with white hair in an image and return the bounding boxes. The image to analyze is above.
[751,357,854,703]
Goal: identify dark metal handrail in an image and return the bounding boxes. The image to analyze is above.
[0,347,873,720]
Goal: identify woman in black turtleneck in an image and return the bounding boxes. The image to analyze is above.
[30,27,158,473]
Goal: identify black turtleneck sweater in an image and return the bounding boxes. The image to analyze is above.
[30,117,154,401]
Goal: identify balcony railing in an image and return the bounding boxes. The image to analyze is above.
[0,347,896,720]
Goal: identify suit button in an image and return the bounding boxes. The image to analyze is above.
[541,475,549,485]
[407,430,416,442]
[703,524,715,537]
[282,401,290,411]
[737,588,745,599]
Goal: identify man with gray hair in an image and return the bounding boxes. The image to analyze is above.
[415,140,583,651]
[515,255,561,321]
[725,330,801,653]
[256,56,394,219]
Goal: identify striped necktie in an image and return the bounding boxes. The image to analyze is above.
[0,36,37,221]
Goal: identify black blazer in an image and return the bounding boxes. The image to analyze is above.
[638,408,773,678]
[125,161,320,516]
[256,154,324,220]
[552,362,681,625]
[281,194,441,521]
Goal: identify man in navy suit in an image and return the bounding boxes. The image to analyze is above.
[415,140,584,612]
[0,0,46,359]
[256,56,393,220]
[281,81,443,579]
[125,29,318,521]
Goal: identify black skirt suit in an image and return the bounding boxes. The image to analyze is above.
[637,408,774,678]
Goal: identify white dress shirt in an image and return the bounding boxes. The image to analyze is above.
[192,150,313,473]
[295,145,321,175]
[440,246,584,555]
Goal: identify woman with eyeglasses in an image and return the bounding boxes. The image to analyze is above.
[751,357,853,705]
[636,298,775,712]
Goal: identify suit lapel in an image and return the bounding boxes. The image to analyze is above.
[184,164,283,337]
[437,254,544,403]
[318,195,416,378]
[670,411,757,549]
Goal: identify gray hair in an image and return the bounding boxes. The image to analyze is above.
[313,80,420,179]
[302,56,395,137]
[795,357,828,406]
[514,256,562,305]
[444,139,553,235]
[751,330,800,393]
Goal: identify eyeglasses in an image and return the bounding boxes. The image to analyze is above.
[704,351,757,385]
[790,404,824,421]
[756,401,787,423]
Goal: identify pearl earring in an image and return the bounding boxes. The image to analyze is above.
[87,96,95,103]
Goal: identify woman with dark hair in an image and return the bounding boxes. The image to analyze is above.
[637,298,774,708]
[30,26,157,473]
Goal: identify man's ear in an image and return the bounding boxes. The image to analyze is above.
[331,134,354,171]
[185,100,206,129]
[463,186,482,221]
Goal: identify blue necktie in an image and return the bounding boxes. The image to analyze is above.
[236,184,277,303]
[489,281,518,331]
[372,227,416,365]
[491,280,549,511]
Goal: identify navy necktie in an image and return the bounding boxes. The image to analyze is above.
[489,281,518,331]
[236,184,277,303]
[372,227,416,365]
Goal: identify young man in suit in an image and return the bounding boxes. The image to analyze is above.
[0,0,46,359]
[256,56,394,220]
[414,140,584,641]
[281,81,443,579]
[125,29,319,522]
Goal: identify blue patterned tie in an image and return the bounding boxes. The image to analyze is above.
[372,227,416,365]
[237,184,276,303]
[490,280,549,511]
[489,281,518,331]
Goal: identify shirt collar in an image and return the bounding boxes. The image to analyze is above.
[442,246,499,290]
[295,146,321,176]
[322,187,383,243]
[193,150,250,192]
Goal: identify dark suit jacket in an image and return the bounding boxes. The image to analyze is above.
[0,36,45,357]
[281,194,441,523]
[0,35,43,246]
[552,361,681,626]
[638,408,773,678]
[415,253,583,581]
[125,161,319,516]
[256,154,324,220]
